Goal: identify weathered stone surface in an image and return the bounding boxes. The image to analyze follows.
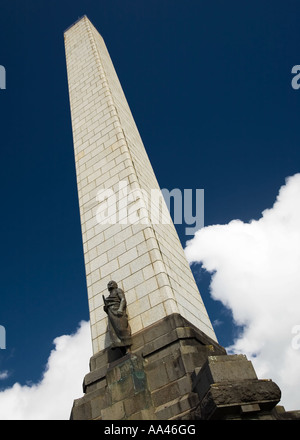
[107,355,146,404]
[191,354,283,420]
[83,365,107,392]
[89,346,124,371]
[101,401,126,420]
[90,390,112,420]
[70,314,225,420]
[196,379,281,420]
[193,354,258,401]
[70,315,288,420]
[70,387,111,420]
[151,376,192,408]
[155,394,199,420]
[275,407,300,420]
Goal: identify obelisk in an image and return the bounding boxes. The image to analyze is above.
[64,15,216,355]
[64,15,224,420]
[64,16,283,421]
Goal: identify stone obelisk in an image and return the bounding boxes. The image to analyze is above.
[64,16,283,420]
[64,15,216,353]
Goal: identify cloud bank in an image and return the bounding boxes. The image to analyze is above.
[1,174,300,418]
[185,173,300,411]
[0,320,92,420]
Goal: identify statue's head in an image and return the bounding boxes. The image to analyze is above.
[107,280,118,291]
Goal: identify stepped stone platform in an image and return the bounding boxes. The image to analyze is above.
[70,314,289,420]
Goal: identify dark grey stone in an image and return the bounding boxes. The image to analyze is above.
[196,379,281,420]
[151,376,192,408]
[70,313,288,420]
[193,354,258,401]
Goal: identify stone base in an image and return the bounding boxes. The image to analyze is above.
[70,313,295,420]
[70,313,225,420]
[192,355,281,420]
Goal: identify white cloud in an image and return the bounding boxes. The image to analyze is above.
[1,174,300,418]
[185,173,300,411]
[0,320,92,420]
[0,371,9,380]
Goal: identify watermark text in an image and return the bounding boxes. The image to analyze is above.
[291,325,300,350]
[95,181,204,235]
[0,325,5,349]
[0,65,6,90]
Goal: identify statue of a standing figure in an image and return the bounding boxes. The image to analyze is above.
[103,281,132,351]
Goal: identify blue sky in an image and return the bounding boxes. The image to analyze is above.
[0,0,300,417]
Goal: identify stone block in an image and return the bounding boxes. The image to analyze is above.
[101,401,125,420]
[146,360,169,391]
[90,390,112,419]
[70,398,92,420]
[83,364,107,392]
[155,394,199,420]
[141,302,166,328]
[127,408,156,420]
[151,376,192,408]
[164,353,186,383]
[193,354,258,401]
[106,355,146,404]
[123,389,153,418]
[89,347,124,371]
[197,379,281,420]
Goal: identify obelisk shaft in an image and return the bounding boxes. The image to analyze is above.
[64,16,216,354]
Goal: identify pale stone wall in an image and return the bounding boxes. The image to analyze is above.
[64,16,217,354]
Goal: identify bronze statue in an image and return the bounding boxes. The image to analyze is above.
[103,280,132,350]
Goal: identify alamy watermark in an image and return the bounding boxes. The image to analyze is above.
[0,325,5,349]
[1,65,8,346]
[291,65,300,89]
[291,325,300,350]
[0,65,6,90]
[95,181,204,235]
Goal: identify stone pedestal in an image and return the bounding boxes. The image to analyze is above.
[70,314,225,420]
[192,355,281,420]
[70,315,293,420]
